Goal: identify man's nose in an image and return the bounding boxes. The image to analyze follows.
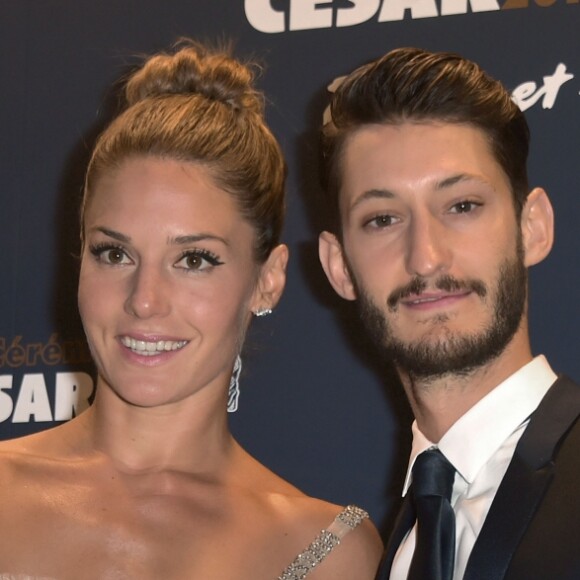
[404,215,452,279]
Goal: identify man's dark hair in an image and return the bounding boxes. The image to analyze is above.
[320,47,530,235]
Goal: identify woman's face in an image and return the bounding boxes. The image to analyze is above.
[78,156,284,409]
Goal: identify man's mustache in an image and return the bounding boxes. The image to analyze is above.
[387,275,487,310]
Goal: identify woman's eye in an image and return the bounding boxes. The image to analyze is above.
[175,250,224,272]
[89,244,131,265]
[450,200,482,214]
[104,249,126,264]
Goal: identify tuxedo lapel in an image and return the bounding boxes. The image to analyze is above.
[376,495,415,580]
[462,451,554,580]
[463,377,580,580]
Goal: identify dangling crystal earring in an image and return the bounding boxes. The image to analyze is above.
[227,355,242,413]
[253,308,273,317]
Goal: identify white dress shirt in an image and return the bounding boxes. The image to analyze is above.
[390,355,557,580]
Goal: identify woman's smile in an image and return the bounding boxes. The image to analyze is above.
[78,156,263,407]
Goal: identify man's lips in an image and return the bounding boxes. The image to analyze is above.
[401,290,472,309]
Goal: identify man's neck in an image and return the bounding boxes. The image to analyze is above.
[400,338,534,442]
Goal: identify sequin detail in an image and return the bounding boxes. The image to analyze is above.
[277,505,369,580]
[337,505,368,528]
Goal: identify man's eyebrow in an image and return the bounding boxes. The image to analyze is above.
[435,173,493,190]
[349,174,495,211]
[350,188,395,211]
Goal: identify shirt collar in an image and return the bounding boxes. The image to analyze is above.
[401,355,556,496]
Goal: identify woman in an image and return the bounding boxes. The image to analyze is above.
[0,42,382,578]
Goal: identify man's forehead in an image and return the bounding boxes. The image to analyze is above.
[339,121,500,185]
[337,121,515,221]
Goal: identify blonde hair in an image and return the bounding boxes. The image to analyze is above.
[83,40,286,262]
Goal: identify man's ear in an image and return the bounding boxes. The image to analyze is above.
[521,188,554,267]
[251,244,289,313]
[318,231,357,300]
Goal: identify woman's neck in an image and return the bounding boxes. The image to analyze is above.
[73,385,236,474]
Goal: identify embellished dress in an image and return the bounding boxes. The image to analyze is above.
[277,505,369,580]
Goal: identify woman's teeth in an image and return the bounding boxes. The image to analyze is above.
[120,337,188,356]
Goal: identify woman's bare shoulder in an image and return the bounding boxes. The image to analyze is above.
[0,431,49,466]
[236,450,383,579]
[0,419,88,483]
[309,510,384,580]
[0,430,68,525]
[273,497,384,580]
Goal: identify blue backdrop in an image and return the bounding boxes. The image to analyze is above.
[1,0,578,533]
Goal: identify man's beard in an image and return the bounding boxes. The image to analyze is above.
[354,244,527,380]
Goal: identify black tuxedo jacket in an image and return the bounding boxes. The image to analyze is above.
[377,376,580,580]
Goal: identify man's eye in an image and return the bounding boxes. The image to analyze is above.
[366,214,399,228]
[450,201,481,214]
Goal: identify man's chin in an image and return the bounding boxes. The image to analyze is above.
[385,332,502,379]
[358,251,528,380]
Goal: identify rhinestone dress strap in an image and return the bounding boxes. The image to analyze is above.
[277,505,369,580]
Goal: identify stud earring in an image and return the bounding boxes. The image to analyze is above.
[253,308,273,317]
[227,355,242,413]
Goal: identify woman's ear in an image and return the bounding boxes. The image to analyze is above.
[251,244,289,313]
[521,188,554,267]
[318,231,357,300]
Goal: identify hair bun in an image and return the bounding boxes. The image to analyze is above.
[125,41,263,114]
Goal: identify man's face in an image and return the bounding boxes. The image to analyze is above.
[325,122,529,379]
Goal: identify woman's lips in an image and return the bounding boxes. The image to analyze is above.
[119,336,189,356]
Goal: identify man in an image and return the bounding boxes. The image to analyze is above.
[318,47,580,580]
